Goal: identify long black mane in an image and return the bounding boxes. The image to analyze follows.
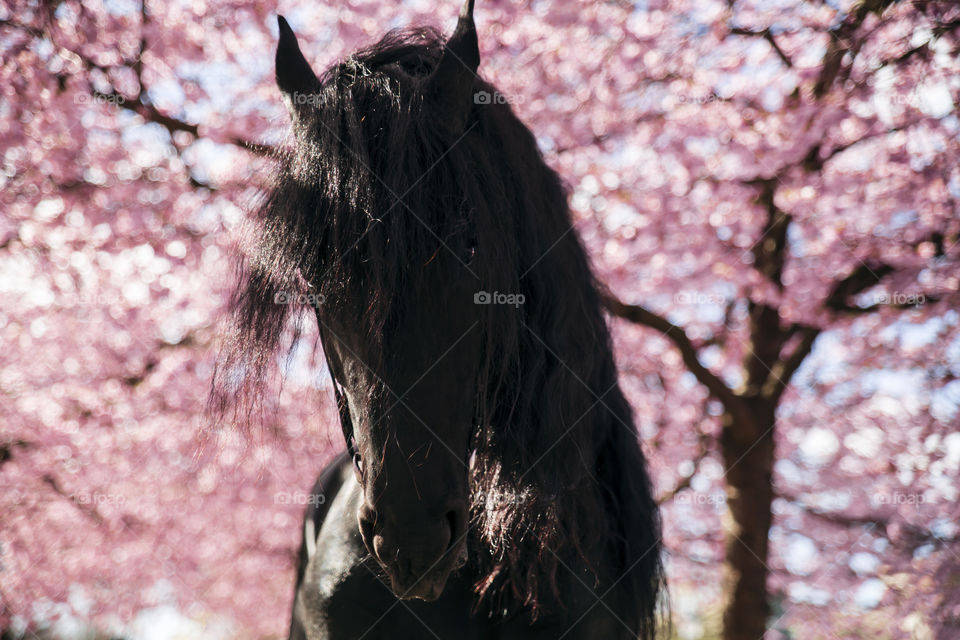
[214,27,663,638]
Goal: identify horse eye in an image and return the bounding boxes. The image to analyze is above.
[349,435,364,479]
[352,453,363,479]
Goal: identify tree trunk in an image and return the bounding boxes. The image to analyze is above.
[720,402,776,640]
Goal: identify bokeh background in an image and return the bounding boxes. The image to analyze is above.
[2,0,959,638]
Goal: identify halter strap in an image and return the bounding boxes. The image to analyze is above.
[322,347,361,475]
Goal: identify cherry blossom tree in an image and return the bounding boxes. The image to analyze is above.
[1,0,958,638]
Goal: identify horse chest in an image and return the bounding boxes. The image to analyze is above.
[290,457,640,640]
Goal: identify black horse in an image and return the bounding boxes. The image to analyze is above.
[214,1,663,638]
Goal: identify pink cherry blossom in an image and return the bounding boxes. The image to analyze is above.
[1,0,957,638]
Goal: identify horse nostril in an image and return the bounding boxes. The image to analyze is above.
[445,508,469,569]
[357,508,378,558]
[372,534,390,568]
[445,509,461,550]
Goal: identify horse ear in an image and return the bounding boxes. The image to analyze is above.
[276,16,319,118]
[425,0,479,135]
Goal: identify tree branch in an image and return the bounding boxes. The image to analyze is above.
[833,295,939,315]
[779,496,890,529]
[767,325,820,402]
[749,178,791,289]
[813,0,899,98]
[41,474,105,525]
[729,27,793,68]
[6,17,275,157]
[602,292,740,410]
[0,439,32,469]
[92,89,274,156]
[802,119,927,172]
[657,423,714,505]
[824,262,895,311]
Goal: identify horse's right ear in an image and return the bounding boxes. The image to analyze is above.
[425,0,479,136]
[276,16,319,118]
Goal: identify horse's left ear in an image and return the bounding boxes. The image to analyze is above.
[425,0,480,135]
[276,16,320,120]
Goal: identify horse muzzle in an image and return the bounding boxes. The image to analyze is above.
[358,502,468,601]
